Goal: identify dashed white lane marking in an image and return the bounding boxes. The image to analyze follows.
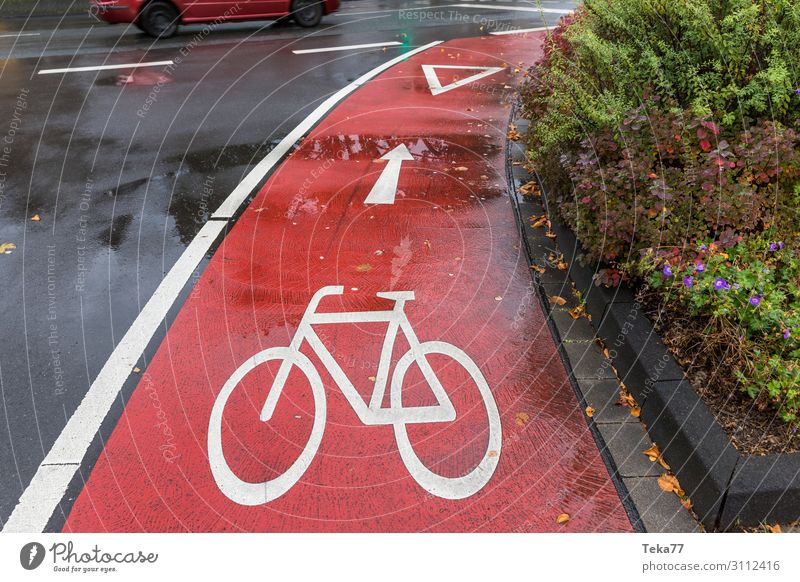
[452,4,573,14]
[490,26,551,35]
[37,60,174,75]
[292,41,402,55]
[2,39,443,534]
[0,32,41,38]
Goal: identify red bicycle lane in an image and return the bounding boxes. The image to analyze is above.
[63,34,634,532]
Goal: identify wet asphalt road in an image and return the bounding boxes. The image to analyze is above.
[0,0,575,528]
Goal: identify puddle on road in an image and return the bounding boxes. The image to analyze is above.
[303,134,500,163]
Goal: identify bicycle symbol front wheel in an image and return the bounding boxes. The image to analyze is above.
[207,347,326,506]
[391,341,502,499]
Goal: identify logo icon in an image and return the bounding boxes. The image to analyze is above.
[20,542,45,570]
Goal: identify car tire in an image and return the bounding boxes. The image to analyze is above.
[291,0,323,27]
[139,0,180,39]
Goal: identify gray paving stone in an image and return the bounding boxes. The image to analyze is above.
[562,339,617,380]
[623,476,701,533]
[597,422,663,478]
[549,309,596,343]
[579,379,637,424]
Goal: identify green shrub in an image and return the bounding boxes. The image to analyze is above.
[524,0,800,164]
[522,0,800,428]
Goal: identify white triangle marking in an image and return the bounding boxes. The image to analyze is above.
[421,64,506,96]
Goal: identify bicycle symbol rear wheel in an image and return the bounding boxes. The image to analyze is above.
[390,341,502,499]
[207,347,326,505]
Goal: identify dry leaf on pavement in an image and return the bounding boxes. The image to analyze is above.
[549,295,567,306]
[585,406,595,418]
[0,242,16,254]
[766,524,782,533]
[657,474,685,497]
[555,513,570,524]
[530,215,548,229]
[643,444,671,470]
[568,305,585,319]
[515,412,530,427]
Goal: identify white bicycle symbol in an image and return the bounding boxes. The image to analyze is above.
[208,285,502,505]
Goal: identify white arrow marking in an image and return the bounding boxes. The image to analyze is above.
[421,64,506,96]
[364,144,414,205]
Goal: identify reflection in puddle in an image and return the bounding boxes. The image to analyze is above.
[303,134,499,164]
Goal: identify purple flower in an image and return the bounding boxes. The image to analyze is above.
[662,264,673,277]
[779,242,785,249]
[795,88,800,95]
[714,278,730,290]
[784,328,791,340]
[770,243,777,252]
[748,295,762,306]
[700,244,708,251]
[683,276,694,288]
[695,262,705,272]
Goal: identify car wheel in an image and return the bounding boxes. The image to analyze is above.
[291,0,323,27]
[139,0,180,39]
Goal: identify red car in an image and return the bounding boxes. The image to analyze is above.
[90,0,340,38]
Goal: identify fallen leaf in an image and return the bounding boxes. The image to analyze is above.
[549,295,567,306]
[643,444,670,469]
[585,406,595,418]
[253,207,266,213]
[0,242,16,254]
[657,474,685,497]
[424,240,432,250]
[555,258,568,270]
[133,367,141,374]
[531,264,545,274]
[31,214,41,221]
[519,180,540,196]
[680,498,694,511]
[555,513,570,524]
[488,450,499,457]
[568,305,585,319]
[454,166,468,172]
[494,296,503,301]
[530,215,548,229]
[630,406,641,417]
[355,263,372,272]
[766,524,782,533]
[545,230,557,239]
[643,444,661,462]
[619,392,637,408]
[515,412,530,427]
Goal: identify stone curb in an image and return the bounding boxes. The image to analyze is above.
[505,116,698,533]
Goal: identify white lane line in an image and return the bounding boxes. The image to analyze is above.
[0,32,41,38]
[490,26,551,35]
[452,4,573,14]
[37,60,174,75]
[292,41,402,55]
[1,39,443,534]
